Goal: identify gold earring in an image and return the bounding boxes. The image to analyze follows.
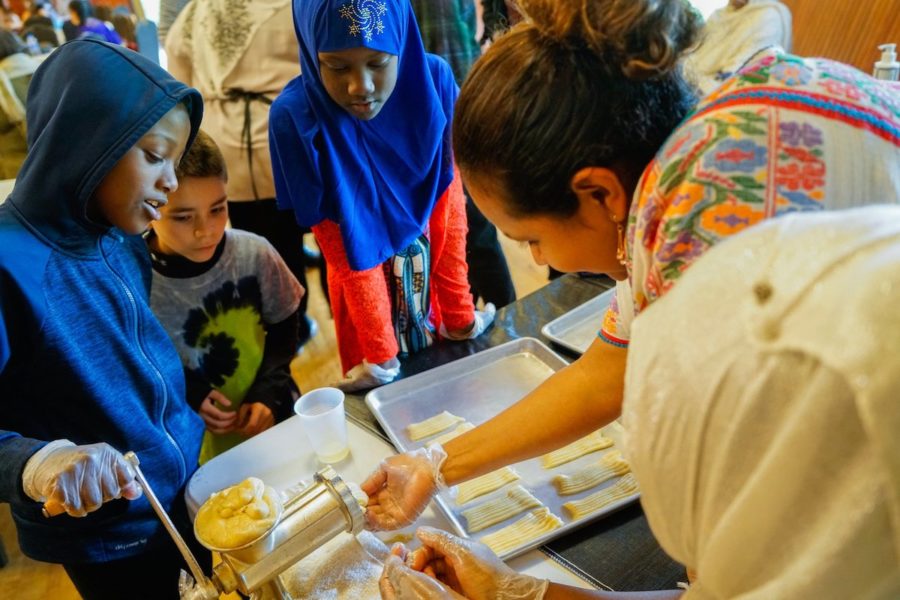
[616,222,626,265]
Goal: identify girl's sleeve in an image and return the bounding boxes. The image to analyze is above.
[312,219,398,365]
[430,171,475,332]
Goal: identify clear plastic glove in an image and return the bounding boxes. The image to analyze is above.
[178,569,219,600]
[335,357,401,392]
[380,554,466,599]
[403,526,548,600]
[440,303,496,341]
[361,444,447,531]
[22,440,142,517]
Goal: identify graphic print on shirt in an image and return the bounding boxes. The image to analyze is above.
[182,276,265,405]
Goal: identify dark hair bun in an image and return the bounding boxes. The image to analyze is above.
[516,0,702,79]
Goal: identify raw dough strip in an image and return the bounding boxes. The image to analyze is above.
[480,507,563,556]
[552,451,631,496]
[562,473,639,520]
[462,485,542,533]
[431,422,475,447]
[455,467,520,505]
[541,430,614,469]
[407,411,465,441]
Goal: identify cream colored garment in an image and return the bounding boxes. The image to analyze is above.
[624,207,900,599]
[684,0,792,95]
[166,0,298,201]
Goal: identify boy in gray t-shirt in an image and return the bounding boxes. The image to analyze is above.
[147,130,304,463]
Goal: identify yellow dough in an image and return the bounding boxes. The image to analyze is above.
[406,411,465,441]
[195,477,282,549]
[562,473,639,520]
[541,430,613,469]
[431,422,475,447]
[552,451,631,496]
[455,467,520,505]
[462,485,542,533]
[480,507,563,556]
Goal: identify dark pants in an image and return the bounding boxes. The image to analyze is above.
[465,196,516,308]
[228,198,320,343]
[63,500,212,600]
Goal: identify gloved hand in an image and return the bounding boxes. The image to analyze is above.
[335,358,401,393]
[362,444,447,531]
[440,303,496,341]
[402,526,548,600]
[22,440,142,517]
[380,554,466,599]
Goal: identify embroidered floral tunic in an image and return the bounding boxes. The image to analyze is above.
[601,49,900,346]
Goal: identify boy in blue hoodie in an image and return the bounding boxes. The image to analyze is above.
[0,40,209,599]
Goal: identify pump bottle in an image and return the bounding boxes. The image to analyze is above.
[873,43,899,81]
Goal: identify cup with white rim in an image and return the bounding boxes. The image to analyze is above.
[294,387,350,463]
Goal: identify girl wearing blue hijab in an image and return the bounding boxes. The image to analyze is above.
[270,0,494,390]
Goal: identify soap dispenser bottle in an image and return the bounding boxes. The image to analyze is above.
[873,43,899,81]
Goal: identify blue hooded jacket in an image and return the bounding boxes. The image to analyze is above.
[0,40,205,564]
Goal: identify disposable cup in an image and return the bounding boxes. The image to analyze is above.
[294,387,350,463]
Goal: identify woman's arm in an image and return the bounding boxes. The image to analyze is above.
[441,337,627,484]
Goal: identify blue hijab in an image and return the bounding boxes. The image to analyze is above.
[270,0,457,271]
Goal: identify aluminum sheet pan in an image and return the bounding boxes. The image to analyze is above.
[365,337,638,560]
[541,288,615,355]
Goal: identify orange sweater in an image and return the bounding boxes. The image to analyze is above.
[312,172,475,374]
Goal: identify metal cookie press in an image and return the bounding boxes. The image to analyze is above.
[123,452,365,600]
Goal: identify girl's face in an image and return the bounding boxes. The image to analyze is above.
[465,172,628,280]
[89,104,190,235]
[317,47,398,120]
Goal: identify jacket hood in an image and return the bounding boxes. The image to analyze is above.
[8,40,203,255]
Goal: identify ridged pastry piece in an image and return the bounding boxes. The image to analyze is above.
[541,430,613,469]
[562,473,639,520]
[481,507,563,556]
[455,467,520,505]
[552,451,631,496]
[462,485,542,533]
[195,477,281,549]
[407,411,465,441]
[431,422,475,447]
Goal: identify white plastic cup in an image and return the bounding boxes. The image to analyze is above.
[294,387,350,463]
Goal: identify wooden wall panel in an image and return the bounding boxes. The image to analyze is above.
[782,0,900,73]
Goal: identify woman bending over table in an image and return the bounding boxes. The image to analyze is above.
[362,0,900,547]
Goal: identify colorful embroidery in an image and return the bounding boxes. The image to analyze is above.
[600,49,900,343]
[339,0,387,42]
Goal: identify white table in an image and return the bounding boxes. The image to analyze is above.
[186,416,595,590]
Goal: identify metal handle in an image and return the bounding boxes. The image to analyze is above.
[124,452,218,598]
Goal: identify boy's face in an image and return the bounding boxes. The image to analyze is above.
[89,104,191,235]
[318,47,398,120]
[152,176,228,263]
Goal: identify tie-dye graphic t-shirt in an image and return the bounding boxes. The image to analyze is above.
[150,229,302,460]
[599,49,900,347]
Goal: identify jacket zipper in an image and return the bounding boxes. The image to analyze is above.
[102,236,187,481]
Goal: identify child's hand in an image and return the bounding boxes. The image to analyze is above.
[236,403,274,437]
[199,390,238,434]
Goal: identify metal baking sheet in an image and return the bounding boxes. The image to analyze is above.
[365,337,638,560]
[541,288,615,354]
